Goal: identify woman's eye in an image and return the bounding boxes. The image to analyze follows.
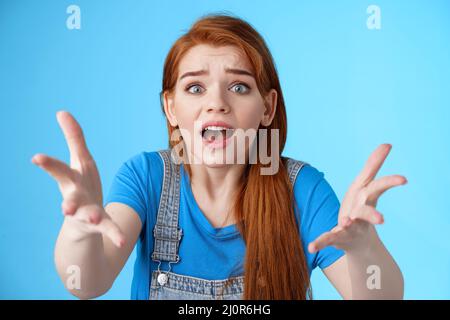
[230,83,250,94]
[187,84,204,94]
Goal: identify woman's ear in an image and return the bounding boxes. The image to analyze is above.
[162,91,178,127]
[261,89,277,126]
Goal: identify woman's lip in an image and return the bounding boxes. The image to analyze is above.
[201,120,234,131]
[202,129,236,149]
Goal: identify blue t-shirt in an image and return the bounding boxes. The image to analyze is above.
[105,151,345,300]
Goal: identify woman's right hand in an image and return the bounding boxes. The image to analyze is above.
[32,111,125,248]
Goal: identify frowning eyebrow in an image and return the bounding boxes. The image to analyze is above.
[179,68,254,81]
[179,70,208,80]
[225,68,254,77]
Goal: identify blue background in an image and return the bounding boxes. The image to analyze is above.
[1,0,449,299]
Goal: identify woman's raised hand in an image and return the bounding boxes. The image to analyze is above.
[308,144,407,254]
[32,111,125,248]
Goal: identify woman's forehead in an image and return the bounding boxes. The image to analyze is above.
[178,44,253,74]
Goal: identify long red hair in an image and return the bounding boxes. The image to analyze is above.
[161,14,311,299]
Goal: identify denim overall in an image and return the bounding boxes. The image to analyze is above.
[149,149,307,300]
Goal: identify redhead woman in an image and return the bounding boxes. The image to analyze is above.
[32,15,406,300]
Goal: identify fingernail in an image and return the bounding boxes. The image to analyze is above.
[31,155,39,165]
[62,207,73,216]
[56,111,66,121]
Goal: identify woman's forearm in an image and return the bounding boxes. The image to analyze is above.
[345,226,404,299]
[54,219,113,299]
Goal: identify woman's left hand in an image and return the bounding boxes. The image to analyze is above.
[308,144,407,254]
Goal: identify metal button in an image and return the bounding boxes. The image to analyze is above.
[157,273,168,286]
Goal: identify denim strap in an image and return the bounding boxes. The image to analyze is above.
[285,157,308,186]
[151,149,183,263]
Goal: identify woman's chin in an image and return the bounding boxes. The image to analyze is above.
[192,148,247,167]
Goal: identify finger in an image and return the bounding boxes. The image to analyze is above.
[366,175,407,204]
[56,111,92,164]
[97,218,126,248]
[71,204,104,224]
[61,199,78,216]
[339,215,353,228]
[88,208,103,225]
[350,205,384,225]
[308,231,337,254]
[354,144,392,187]
[32,153,74,185]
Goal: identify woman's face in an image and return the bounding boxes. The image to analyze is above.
[164,44,277,167]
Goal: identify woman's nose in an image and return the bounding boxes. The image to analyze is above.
[205,89,230,114]
[207,104,230,114]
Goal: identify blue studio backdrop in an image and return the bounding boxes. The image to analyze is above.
[0,0,449,299]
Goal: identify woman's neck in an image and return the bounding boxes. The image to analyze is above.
[189,163,245,199]
[188,163,246,228]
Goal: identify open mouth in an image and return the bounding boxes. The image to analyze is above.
[201,125,235,148]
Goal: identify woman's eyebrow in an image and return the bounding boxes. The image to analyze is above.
[225,68,254,77]
[179,68,254,81]
[179,70,208,81]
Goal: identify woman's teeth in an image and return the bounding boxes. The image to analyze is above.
[202,126,234,142]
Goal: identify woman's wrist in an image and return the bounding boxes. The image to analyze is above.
[343,224,381,256]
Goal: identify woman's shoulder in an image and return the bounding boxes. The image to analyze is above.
[283,156,325,189]
[284,156,337,211]
[123,149,166,170]
[106,150,169,225]
[285,156,339,221]
[119,150,168,188]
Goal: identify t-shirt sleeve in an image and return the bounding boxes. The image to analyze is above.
[294,165,345,272]
[104,153,152,225]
